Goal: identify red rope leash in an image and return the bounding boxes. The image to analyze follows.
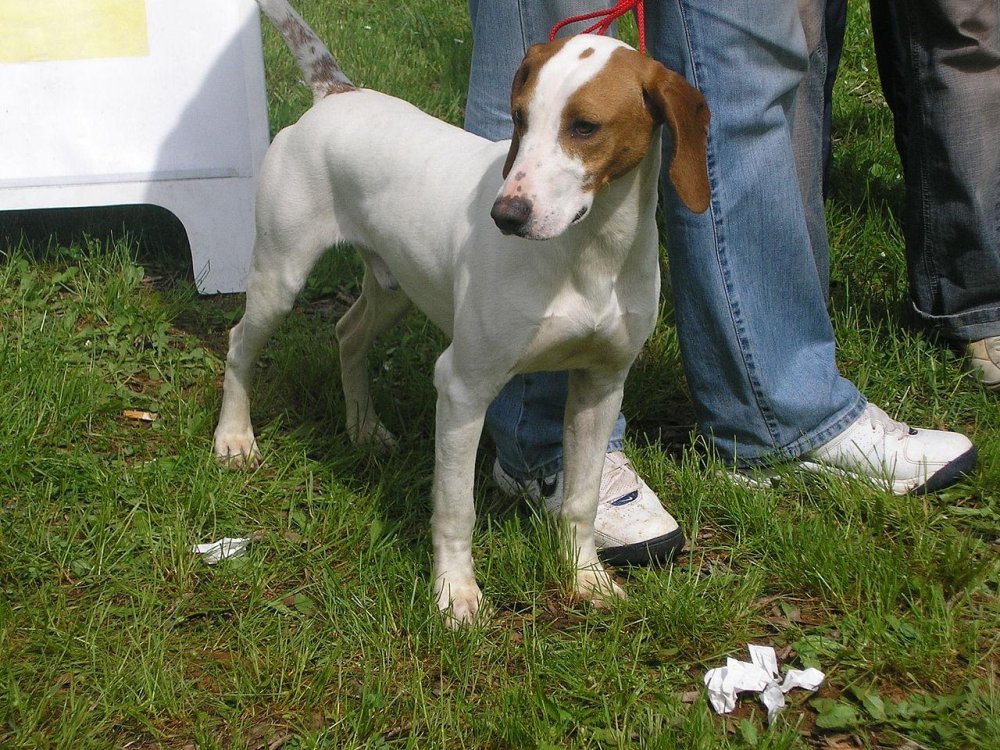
[549,0,646,55]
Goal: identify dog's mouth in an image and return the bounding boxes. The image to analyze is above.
[492,200,590,240]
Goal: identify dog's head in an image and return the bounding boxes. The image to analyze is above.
[491,34,710,240]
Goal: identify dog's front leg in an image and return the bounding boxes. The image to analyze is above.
[429,347,493,627]
[562,368,629,606]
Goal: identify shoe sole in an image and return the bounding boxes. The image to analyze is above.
[799,445,978,495]
[494,460,686,566]
[598,527,685,567]
[910,445,978,495]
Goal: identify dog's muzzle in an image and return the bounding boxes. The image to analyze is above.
[491,195,532,236]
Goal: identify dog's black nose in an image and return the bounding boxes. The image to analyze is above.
[491,196,532,235]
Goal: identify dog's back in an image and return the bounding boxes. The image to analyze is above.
[261,88,508,333]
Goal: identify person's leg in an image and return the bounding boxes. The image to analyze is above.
[867,0,907,156]
[646,0,865,467]
[869,0,1000,385]
[467,0,975,495]
[821,0,848,195]
[470,0,853,472]
[466,0,681,563]
[646,0,974,489]
[790,0,832,293]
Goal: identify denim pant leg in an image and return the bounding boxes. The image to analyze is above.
[869,0,1000,343]
[791,0,832,295]
[646,0,866,465]
[822,0,848,195]
[465,0,626,480]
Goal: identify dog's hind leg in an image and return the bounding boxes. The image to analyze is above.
[214,231,332,467]
[335,257,412,447]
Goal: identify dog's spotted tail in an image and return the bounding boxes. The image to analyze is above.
[256,0,355,102]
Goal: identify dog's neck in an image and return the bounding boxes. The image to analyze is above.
[567,130,663,279]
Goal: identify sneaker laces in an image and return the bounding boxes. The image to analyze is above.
[599,451,641,507]
[865,403,915,442]
[527,451,641,514]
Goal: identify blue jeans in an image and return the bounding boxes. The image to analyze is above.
[868,0,1000,343]
[466,0,866,475]
[822,0,848,194]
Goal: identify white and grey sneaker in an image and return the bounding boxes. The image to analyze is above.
[966,336,1000,392]
[493,450,685,565]
[799,403,976,495]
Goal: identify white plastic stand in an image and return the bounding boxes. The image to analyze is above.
[0,0,270,293]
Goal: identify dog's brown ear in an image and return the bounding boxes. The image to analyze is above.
[502,128,520,179]
[644,62,710,213]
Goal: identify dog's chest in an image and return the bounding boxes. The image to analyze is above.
[516,289,651,373]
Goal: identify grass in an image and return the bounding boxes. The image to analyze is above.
[1,1,997,747]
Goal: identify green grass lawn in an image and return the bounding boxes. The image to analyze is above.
[1,2,997,747]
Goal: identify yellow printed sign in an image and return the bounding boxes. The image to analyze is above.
[0,0,149,63]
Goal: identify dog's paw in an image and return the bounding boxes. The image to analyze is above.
[213,428,261,469]
[573,567,626,609]
[435,577,484,629]
[350,419,397,452]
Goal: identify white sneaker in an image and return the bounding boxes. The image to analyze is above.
[493,451,684,565]
[799,403,976,495]
[966,336,1000,391]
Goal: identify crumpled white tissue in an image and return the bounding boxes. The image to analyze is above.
[192,537,251,564]
[704,644,825,722]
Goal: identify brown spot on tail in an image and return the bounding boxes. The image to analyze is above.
[270,8,353,101]
[279,17,304,44]
[311,57,355,96]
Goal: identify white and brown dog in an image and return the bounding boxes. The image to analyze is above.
[215,0,709,625]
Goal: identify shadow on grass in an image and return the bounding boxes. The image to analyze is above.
[1,204,195,284]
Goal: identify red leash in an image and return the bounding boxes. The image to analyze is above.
[549,0,646,55]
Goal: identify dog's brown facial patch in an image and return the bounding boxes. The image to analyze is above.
[501,38,709,213]
[557,48,659,194]
[559,48,710,211]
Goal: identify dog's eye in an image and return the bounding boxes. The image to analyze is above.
[512,109,526,130]
[570,119,599,138]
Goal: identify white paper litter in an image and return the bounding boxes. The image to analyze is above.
[191,537,251,564]
[704,644,825,722]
